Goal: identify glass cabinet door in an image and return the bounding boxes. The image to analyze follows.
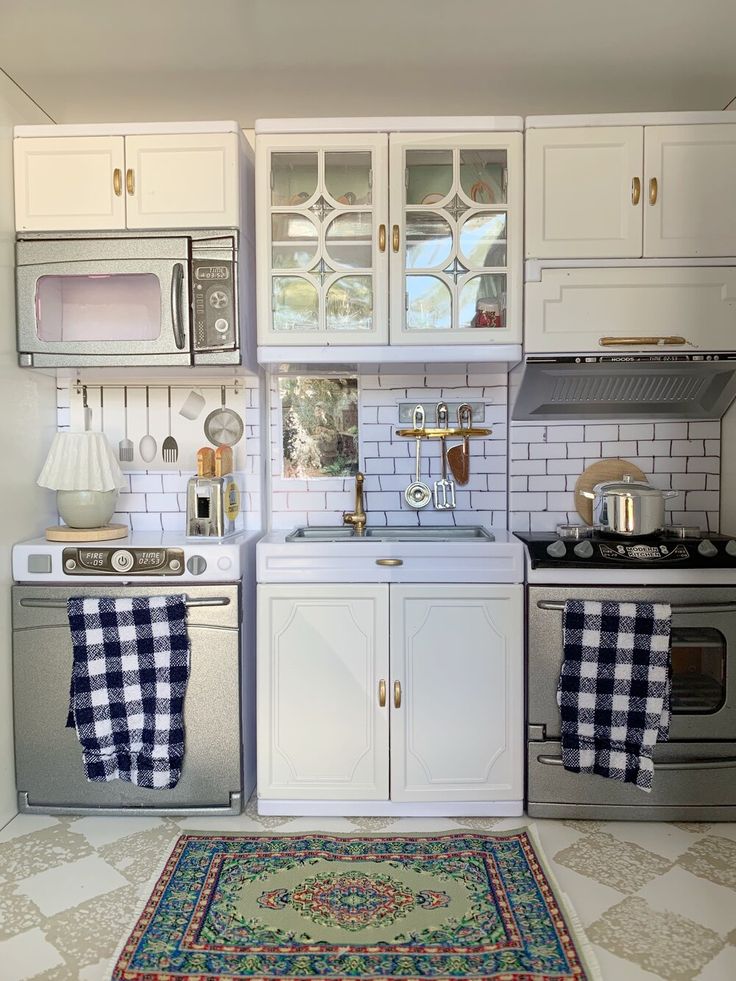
[258,135,389,345]
[389,133,522,345]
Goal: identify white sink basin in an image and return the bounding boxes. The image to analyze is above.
[285,525,494,543]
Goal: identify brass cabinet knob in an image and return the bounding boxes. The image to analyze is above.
[113,168,122,197]
[631,176,641,205]
[378,224,386,253]
[378,679,386,707]
[126,168,135,196]
[393,680,402,708]
[648,177,658,205]
[392,224,400,253]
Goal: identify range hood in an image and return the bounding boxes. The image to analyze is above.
[512,353,736,421]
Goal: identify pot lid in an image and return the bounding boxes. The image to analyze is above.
[591,474,662,496]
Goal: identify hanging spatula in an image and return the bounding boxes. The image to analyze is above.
[447,403,472,485]
[118,385,134,462]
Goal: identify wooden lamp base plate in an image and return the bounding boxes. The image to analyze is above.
[45,523,129,543]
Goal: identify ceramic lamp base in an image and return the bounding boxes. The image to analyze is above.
[57,489,118,528]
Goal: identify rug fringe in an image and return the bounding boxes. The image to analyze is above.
[107,832,184,981]
[525,823,603,981]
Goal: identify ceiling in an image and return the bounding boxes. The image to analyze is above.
[2,0,735,126]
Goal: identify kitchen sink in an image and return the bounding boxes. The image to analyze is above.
[284,525,494,543]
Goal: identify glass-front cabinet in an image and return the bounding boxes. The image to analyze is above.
[257,134,389,345]
[257,128,522,347]
[389,133,521,344]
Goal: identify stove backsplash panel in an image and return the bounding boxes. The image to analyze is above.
[509,420,720,533]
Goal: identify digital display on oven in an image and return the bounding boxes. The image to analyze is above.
[195,265,230,281]
[135,551,166,568]
[79,549,107,568]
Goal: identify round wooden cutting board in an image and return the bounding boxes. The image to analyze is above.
[45,523,128,542]
[574,459,647,525]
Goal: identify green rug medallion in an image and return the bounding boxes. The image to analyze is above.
[112,831,597,979]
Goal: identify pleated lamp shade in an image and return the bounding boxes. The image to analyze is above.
[37,431,127,492]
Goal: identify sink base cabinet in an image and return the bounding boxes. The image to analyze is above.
[256,583,523,815]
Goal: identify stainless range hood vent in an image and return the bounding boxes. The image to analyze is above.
[512,354,736,421]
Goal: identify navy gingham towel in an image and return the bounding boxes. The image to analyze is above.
[556,600,672,792]
[66,595,191,789]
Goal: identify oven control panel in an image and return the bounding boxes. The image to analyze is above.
[61,547,185,576]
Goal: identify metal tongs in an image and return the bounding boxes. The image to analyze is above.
[433,402,456,510]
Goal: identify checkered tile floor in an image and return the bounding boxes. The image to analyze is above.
[0,799,734,980]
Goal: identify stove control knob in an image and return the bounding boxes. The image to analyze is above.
[111,549,134,573]
[698,539,718,558]
[546,540,568,558]
[168,559,182,572]
[725,540,736,557]
[573,540,595,559]
[186,555,207,576]
[64,558,77,571]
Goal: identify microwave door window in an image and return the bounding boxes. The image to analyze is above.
[36,273,162,343]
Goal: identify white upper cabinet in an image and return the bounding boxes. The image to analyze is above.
[644,124,736,258]
[525,127,643,259]
[256,133,389,345]
[526,121,736,259]
[256,124,523,347]
[14,131,240,231]
[14,136,127,231]
[389,133,522,345]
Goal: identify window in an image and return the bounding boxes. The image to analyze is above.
[278,377,359,478]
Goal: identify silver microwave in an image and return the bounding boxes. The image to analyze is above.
[16,230,240,367]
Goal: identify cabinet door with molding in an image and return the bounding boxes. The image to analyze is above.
[389,584,523,803]
[124,133,240,229]
[257,584,389,800]
[389,132,522,344]
[14,136,126,231]
[644,124,736,257]
[525,126,644,258]
[257,133,389,345]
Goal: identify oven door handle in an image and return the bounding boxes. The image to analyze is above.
[19,596,230,609]
[536,600,736,614]
[536,754,736,770]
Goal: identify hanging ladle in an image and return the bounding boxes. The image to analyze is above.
[404,405,432,510]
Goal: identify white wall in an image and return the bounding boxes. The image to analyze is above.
[0,76,56,829]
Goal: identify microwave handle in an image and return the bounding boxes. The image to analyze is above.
[171,263,186,350]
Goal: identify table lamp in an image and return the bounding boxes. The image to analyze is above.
[37,431,127,531]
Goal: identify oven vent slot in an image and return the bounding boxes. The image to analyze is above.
[548,372,705,405]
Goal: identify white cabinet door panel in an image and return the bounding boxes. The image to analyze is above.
[644,124,736,258]
[390,584,523,802]
[525,266,736,353]
[525,127,643,259]
[257,585,389,800]
[125,133,240,229]
[14,136,126,231]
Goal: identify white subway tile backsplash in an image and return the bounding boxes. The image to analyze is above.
[510,426,547,442]
[116,493,147,513]
[685,491,720,511]
[654,456,687,472]
[547,492,576,511]
[511,459,547,475]
[564,442,601,458]
[162,473,192,493]
[654,422,688,438]
[130,512,163,531]
[637,441,672,456]
[620,424,654,440]
[511,492,548,510]
[130,474,164,494]
[529,443,566,459]
[546,425,585,442]
[546,458,586,475]
[671,473,707,491]
[688,457,720,474]
[601,441,637,457]
[584,425,618,441]
[672,440,704,456]
[161,512,186,532]
[289,492,324,510]
[363,458,395,475]
[529,475,566,491]
[145,493,179,512]
[689,421,720,439]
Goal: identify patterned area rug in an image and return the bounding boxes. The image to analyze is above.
[111,830,599,980]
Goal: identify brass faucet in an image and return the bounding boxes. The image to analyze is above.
[343,471,367,535]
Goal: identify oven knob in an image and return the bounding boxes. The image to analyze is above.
[546,540,568,558]
[111,549,134,572]
[697,539,718,558]
[573,540,595,559]
[209,290,229,309]
[65,558,77,571]
[725,540,736,557]
[214,317,229,334]
[169,559,182,572]
[217,556,233,571]
[186,555,207,576]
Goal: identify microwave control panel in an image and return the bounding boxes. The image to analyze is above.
[192,256,236,351]
[61,547,185,576]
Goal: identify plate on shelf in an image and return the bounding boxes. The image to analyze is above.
[288,190,311,206]
[421,192,446,205]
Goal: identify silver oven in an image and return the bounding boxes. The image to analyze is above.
[16,230,239,367]
[527,585,736,820]
[12,584,243,815]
